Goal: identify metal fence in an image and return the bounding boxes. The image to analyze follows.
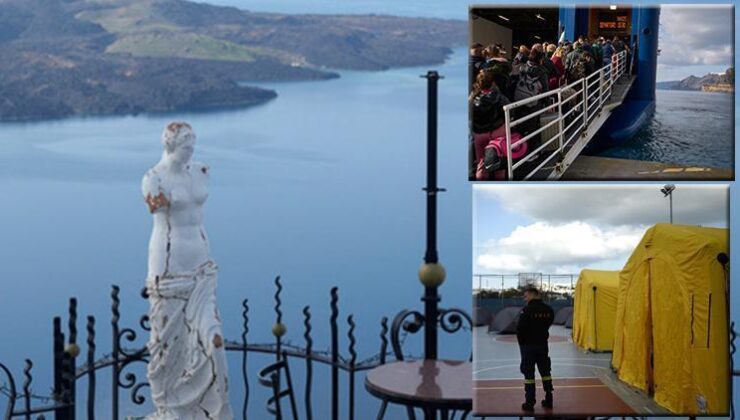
[0,277,472,420]
[502,50,629,180]
[472,273,577,296]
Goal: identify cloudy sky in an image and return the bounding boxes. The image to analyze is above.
[473,184,729,281]
[657,5,734,81]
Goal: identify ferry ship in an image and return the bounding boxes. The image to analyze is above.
[471,5,660,180]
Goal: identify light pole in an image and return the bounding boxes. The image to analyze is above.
[419,70,445,361]
[660,184,675,224]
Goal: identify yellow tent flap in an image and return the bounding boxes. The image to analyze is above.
[572,269,619,352]
[611,224,729,415]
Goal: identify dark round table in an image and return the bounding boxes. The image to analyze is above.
[365,359,472,420]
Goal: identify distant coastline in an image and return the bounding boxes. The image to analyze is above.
[657,67,734,93]
[0,0,466,122]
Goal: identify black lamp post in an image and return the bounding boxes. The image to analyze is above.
[418,71,446,360]
[385,71,473,420]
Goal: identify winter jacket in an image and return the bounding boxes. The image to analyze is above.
[511,62,549,112]
[516,299,554,346]
[602,43,614,64]
[483,58,513,93]
[470,55,486,87]
[543,58,558,78]
[591,43,603,68]
[545,57,563,89]
[564,49,582,71]
[471,89,511,134]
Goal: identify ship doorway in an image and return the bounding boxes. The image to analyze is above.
[470,7,558,59]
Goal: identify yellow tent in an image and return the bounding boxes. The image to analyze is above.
[611,224,729,415]
[572,269,619,352]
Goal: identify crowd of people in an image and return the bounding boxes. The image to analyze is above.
[469,36,630,180]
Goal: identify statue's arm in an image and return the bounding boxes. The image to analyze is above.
[142,170,170,214]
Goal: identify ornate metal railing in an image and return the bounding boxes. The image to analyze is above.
[0,276,472,420]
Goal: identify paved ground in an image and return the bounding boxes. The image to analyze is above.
[472,325,669,417]
[475,377,633,416]
[563,155,734,180]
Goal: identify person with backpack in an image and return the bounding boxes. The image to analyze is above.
[581,50,598,107]
[565,41,590,84]
[583,50,596,75]
[549,46,566,89]
[513,45,530,67]
[469,42,486,91]
[469,69,511,178]
[612,36,624,53]
[580,36,593,60]
[495,42,507,58]
[483,45,513,99]
[564,42,581,72]
[513,49,548,157]
[470,69,510,135]
[591,37,604,69]
[601,38,614,67]
[540,45,559,86]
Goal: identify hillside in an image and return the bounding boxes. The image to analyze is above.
[0,0,466,121]
[657,67,734,92]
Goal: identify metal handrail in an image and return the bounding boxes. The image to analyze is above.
[501,50,628,180]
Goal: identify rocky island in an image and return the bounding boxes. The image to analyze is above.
[0,0,466,121]
[657,67,734,93]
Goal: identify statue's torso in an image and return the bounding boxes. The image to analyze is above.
[144,163,211,278]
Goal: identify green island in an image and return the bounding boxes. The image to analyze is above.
[0,0,466,121]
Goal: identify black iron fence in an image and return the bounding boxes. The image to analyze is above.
[0,276,472,420]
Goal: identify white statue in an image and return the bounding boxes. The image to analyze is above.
[142,122,233,420]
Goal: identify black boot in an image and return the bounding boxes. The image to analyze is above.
[523,380,536,412]
[541,392,553,409]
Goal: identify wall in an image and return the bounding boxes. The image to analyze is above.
[471,16,513,57]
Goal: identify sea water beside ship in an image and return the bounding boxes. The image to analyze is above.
[595,89,734,170]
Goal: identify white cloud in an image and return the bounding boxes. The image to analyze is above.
[658,5,733,68]
[476,221,645,274]
[476,184,728,227]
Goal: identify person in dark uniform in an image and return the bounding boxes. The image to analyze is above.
[516,286,555,412]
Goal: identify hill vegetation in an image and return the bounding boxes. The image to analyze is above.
[0,0,466,121]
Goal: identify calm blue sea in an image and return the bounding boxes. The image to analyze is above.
[598,90,735,168]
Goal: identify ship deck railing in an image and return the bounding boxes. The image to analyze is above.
[502,50,630,180]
